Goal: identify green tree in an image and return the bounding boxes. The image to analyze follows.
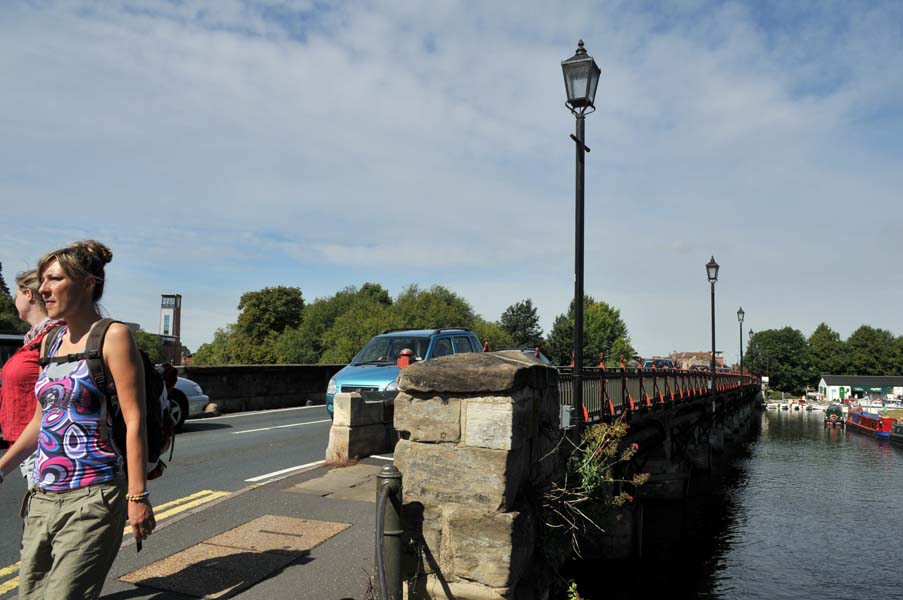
[192,325,239,365]
[392,285,476,329]
[845,325,895,376]
[134,330,166,364]
[0,263,23,331]
[275,284,394,364]
[499,299,543,348]
[0,262,10,296]
[546,295,634,366]
[746,327,808,393]
[319,300,401,364]
[236,286,305,342]
[806,323,845,384]
[891,336,903,376]
[471,319,514,353]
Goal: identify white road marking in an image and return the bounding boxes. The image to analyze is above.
[232,419,331,435]
[245,460,326,482]
[202,405,326,421]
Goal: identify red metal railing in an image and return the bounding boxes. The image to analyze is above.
[557,365,759,423]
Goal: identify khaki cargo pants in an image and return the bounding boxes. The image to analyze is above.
[19,480,127,600]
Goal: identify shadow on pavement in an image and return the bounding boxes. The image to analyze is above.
[105,549,311,599]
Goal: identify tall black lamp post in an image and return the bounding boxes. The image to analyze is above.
[562,40,601,439]
[737,306,745,383]
[706,256,719,391]
[748,328,754,374]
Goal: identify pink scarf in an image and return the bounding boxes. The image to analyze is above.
[23,317,65,347]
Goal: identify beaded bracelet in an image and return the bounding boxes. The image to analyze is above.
[126,491,150,502]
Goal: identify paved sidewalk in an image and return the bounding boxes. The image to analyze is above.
[101,459,387,600]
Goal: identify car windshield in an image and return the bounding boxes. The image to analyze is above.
[352,336,431,365]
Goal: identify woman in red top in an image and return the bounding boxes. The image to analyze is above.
[0,269,62,488]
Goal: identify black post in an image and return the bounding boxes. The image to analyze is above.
[375,465,403,600]
[739,320,743,383]
[574,114,585,440]
[710,281,716,392]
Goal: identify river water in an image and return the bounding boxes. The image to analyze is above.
[577,408,903,599]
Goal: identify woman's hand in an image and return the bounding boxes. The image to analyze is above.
[129,499,156,543]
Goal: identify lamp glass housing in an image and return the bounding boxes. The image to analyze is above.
[706,256,719,283]
[562,44,601,109]
[737,306,745,323]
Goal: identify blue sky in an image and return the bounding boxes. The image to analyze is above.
[2,0,902,361]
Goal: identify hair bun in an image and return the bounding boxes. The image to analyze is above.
[73,240,113,265]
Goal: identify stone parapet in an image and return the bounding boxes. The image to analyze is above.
[395,351,560,599]
[178,364,344,413]
[325,392,396,466]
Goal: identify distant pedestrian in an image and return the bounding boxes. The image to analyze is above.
[0,240,156,599]
[0,269,63,489]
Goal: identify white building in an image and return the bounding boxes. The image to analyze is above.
[818,375,903,402]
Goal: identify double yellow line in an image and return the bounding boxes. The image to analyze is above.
[0,489,229,596]
[0,563,18,596]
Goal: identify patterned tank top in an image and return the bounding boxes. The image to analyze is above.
[33,326,123,490]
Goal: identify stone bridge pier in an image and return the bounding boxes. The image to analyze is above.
[603,388,762,558]
[393,351,561,600]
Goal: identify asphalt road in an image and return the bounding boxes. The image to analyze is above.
[0,405,333,596]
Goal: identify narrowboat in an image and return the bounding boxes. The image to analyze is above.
[890,422,903,446]
[824,403,844,428]
[845,406,895,439]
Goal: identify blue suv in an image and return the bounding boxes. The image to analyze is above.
[326,328,482,418]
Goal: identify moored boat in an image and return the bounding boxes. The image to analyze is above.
[890,422,903,446]
[845,406,895,439]
[824,403,844,428]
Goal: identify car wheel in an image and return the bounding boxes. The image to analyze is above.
[170,390,189,432]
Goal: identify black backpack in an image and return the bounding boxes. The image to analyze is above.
[39,318,174,479]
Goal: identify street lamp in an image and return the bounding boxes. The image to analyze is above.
[562,40,601,439]
[706,256,719,391]
[737,306,745,383]
[748,328,754,374]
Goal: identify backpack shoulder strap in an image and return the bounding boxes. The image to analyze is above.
[37,325,67,365]
[85,318,118,394]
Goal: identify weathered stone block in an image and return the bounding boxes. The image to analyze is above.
[398,352,556,395]
[444,506,534,589]
[332,392,385,427]
[394,440,527,511]
[403,502,443,575]
[324,424,394,465]
[394,392,461,443]
[408,576,510,600]
[461,392,534,451]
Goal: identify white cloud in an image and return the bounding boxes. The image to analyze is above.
[2,0,902,355]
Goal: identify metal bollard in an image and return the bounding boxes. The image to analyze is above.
[375,464,403,600]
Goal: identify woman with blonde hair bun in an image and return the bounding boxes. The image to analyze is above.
[0,269,63,488]
[0,240,156,599]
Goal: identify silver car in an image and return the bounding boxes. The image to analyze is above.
[169,376,209,431]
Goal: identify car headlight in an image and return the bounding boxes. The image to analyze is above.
[385,381,398,392]
[193,384,203,395]
[327,379,336,395]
